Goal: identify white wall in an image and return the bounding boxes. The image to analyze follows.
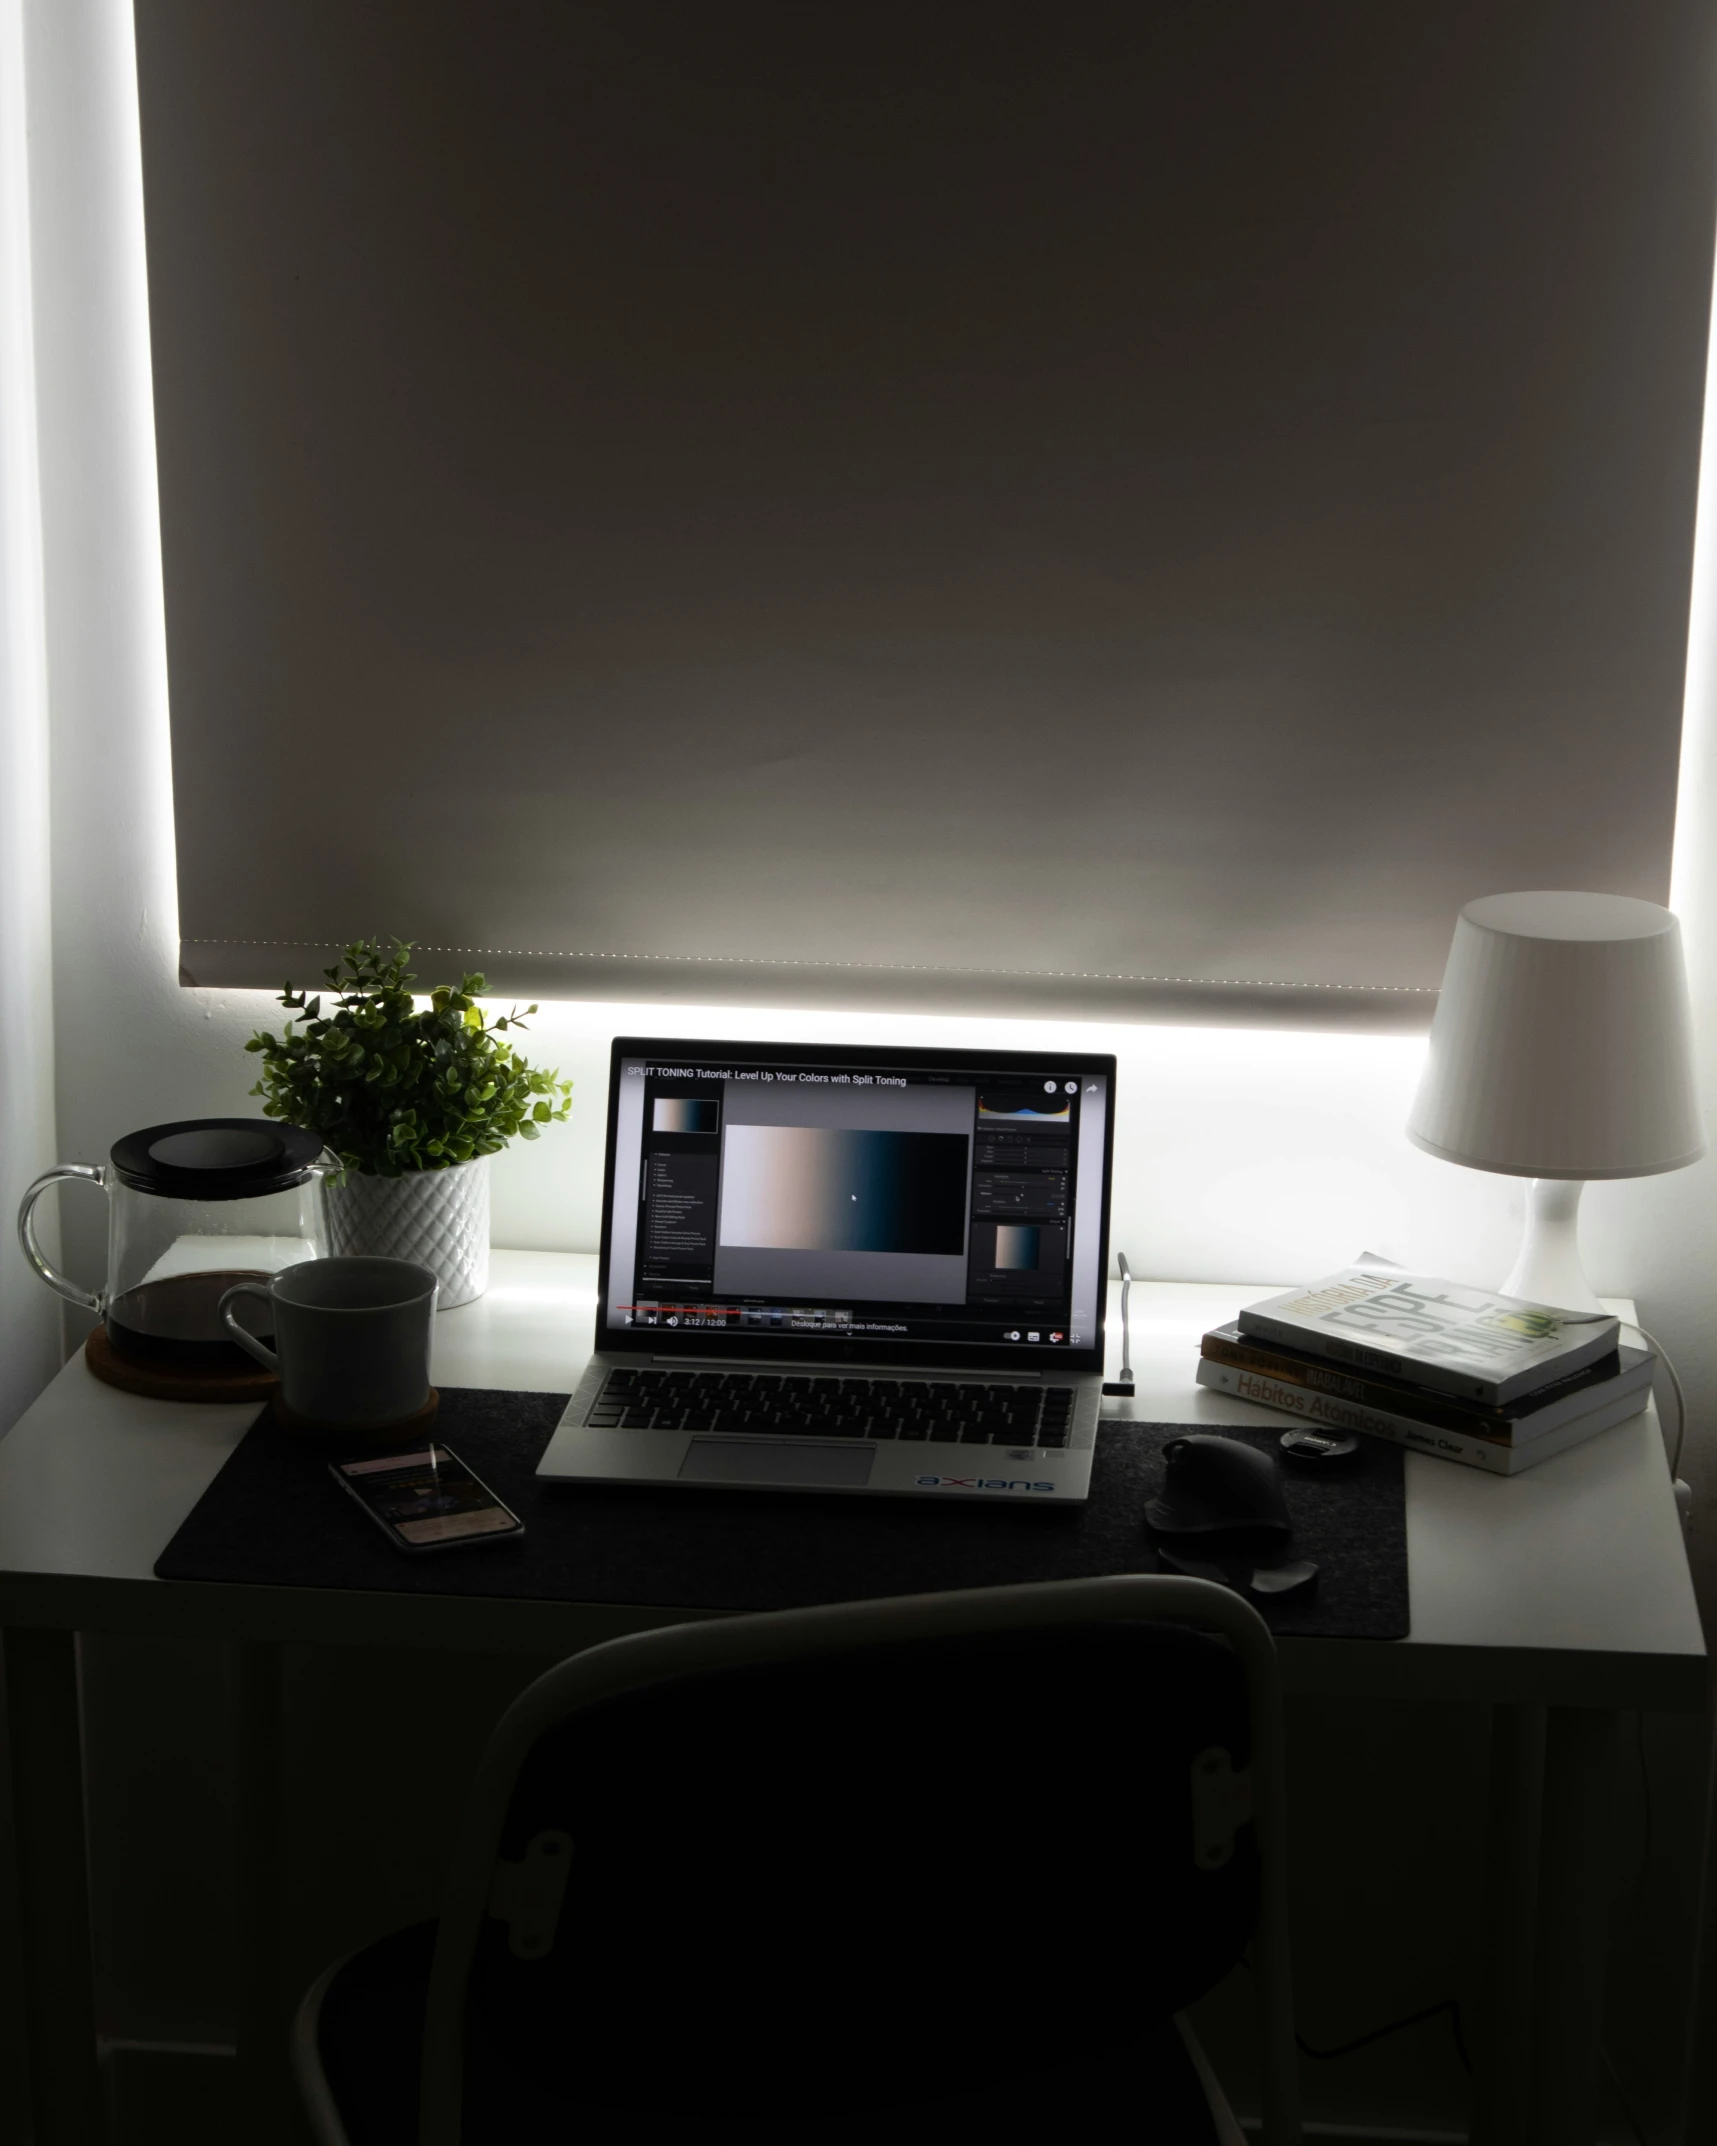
[15,1,1717,2132]
[0,0,60,1434]
[487,1005,1547,1292]
[0,5,61,2135]
[26,0,185,1324]
[84,985,1533,1284]
[1603,169,1717,1620]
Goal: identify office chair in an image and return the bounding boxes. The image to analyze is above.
[292,1574,1298,2144]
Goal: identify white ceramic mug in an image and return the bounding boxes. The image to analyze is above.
[219,1257,438,1429]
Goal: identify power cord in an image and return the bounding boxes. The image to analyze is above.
[1239,1956,1471,2074]
[1102,1251,1135,1397]
[1621,1321,1687,1483]
[1295,1996,1470,2074]
[1517,1310,1682,1466]
[1241,1716,1657,2127]
[1280,1719,1653,2126]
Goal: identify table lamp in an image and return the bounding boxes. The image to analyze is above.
[1406,891,1704,1314]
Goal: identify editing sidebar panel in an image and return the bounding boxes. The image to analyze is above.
[634,1077,726,1328]
[965,1078,1076,1344]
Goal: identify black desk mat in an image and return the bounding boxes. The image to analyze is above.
[153,1390,1408,1640]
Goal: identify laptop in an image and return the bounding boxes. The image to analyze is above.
[536,1036,1117,1502]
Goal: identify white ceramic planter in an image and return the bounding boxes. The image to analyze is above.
[319,1154,490,1309]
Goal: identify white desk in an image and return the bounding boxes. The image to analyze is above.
[0,1252,1706,2145]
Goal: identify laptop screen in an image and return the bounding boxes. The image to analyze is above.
[597,1038,1115,1372]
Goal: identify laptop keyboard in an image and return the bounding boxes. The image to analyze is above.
[585,1370,1076,1448]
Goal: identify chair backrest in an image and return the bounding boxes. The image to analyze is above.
[419,1574,1297,2145]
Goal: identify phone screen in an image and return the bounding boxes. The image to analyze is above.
[334,1445,523,1549]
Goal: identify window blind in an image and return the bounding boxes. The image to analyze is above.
[136,2,1716,1029]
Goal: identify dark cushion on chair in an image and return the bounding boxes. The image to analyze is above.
[317,1620,1250,2140]
[314,1920,1222,2144]
[479,1621,1255,2106]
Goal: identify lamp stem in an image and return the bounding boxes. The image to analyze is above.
[1500,1180,1605,1313]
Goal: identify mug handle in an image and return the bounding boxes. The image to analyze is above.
[219,1283,280,1372]
[16,1165,106,1313]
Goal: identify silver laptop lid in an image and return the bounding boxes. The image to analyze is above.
[596,1037,1116,1377]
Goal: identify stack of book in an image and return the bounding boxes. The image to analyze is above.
[1197,1268,1655,1475]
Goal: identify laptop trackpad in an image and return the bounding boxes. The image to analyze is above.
[678,1438,875,1489]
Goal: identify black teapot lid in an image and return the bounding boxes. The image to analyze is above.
[110,1118,324,1201]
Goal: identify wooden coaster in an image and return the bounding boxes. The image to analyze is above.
[269,1388,440,1444]
[85,1324,279,1405]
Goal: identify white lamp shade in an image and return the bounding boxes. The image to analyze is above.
[1406,891,1705,1179]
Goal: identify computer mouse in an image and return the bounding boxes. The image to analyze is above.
[1145,1433,1292,1537]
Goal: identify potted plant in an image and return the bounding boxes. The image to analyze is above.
[245,939,572,1307]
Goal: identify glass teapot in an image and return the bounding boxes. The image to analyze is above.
[18,1118,331,1372]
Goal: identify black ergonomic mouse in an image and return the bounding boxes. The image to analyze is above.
[1145,1434,1292,1537]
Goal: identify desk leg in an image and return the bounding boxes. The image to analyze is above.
[2,1627,104,2146]
[234,1642,290,2139]
[1470,1703,1543,2146]
[1528,1706,1621,2146]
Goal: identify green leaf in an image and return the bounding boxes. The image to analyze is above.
[242,936,570,1172]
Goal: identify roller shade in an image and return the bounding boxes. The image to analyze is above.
[136,2,1716,1028]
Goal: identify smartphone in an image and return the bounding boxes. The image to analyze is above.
[331,1444,525,1553]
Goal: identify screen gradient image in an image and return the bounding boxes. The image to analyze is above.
[993,1224,1042,1270]
[720,1127,968,1255]
[653,1097,718,1133]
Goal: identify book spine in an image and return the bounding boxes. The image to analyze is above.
[1235,1308,1508,1404]
[1196,1360,1513,1472]
[1201,1329,1517,1440]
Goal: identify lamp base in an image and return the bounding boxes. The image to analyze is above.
[1500,1180,1605,1314]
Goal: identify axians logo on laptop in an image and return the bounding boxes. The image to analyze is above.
[916,1475,1057,1494]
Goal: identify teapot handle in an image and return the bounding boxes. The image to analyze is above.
[16,1165,107,1313]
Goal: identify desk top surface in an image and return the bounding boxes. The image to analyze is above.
[0,1251,1704,1709]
